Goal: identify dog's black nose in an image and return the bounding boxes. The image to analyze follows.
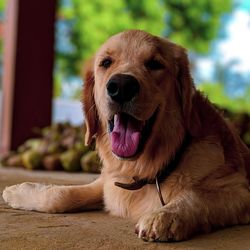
[106,74,140,104]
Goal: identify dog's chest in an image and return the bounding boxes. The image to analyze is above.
[103,179,161,219]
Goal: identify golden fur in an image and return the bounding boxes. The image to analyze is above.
[3,30,250,242]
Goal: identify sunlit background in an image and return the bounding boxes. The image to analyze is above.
[0,0,250,160]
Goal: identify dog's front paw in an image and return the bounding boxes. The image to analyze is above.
[2,182,52,211]
[135,208,192,242]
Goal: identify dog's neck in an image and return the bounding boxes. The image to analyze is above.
[114,132,191,191]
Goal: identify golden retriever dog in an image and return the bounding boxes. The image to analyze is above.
[3,30,250,242]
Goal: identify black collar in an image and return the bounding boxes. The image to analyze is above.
[114,133,191,192]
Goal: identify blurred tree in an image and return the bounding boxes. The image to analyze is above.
[0,0,5,15]
[198,82,250,113]
[162,0,232,54]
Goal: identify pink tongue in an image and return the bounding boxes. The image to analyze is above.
[111,114,142,158]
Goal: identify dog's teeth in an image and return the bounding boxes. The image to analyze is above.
[114,114,118,124]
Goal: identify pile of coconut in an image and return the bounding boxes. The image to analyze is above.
[0,123,101,173]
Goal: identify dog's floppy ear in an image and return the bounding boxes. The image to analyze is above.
[159,38,195,125]
[82,57,98,146]
[173,45,195,125]
[172,44,203,136]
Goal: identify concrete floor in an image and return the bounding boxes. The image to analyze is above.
[1,167,250,250]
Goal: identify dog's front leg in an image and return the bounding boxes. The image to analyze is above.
[136,182,250,242]
[135,193,199,242]
[2,176,104,213]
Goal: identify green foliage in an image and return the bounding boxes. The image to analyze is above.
[53,73,63,98]
[198,83,250,113]
[0,0,5,12]
[162,0,232,53]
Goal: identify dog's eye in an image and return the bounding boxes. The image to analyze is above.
[100,58,113,69]
[145,59,165,70]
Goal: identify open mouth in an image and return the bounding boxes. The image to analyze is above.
[108,111,157,159]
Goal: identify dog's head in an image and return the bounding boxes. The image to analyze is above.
[83,30,194,162]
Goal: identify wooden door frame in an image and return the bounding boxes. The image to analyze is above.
[0,0,57,155]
